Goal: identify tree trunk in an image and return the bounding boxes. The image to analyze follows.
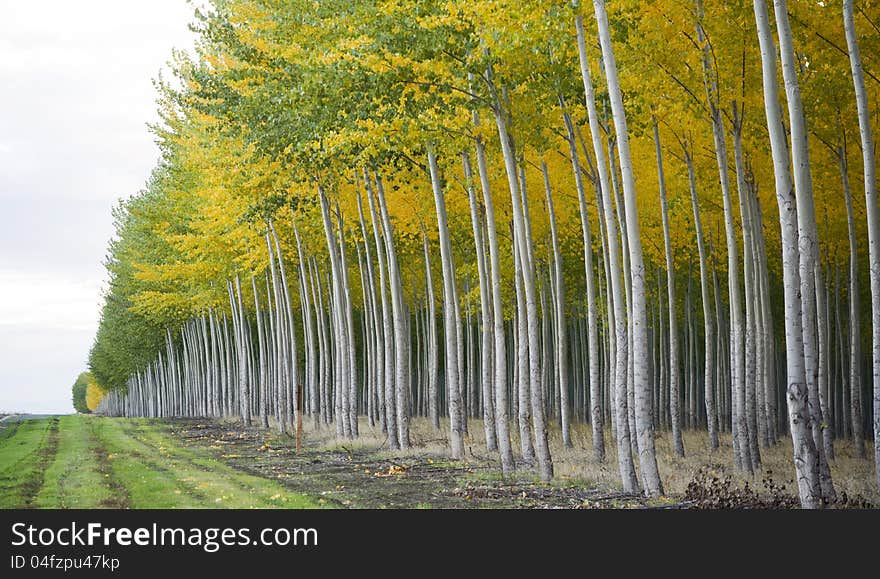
[426,145,464,459]
[753,0,822,507]
[576,13,637,490]
[731,109,761,470]
[318,187,351,438]
[488,71,553,481]
[374,173,411,448]
[608,136,639,457]
[232,275,251,426]
[513,230,535,462]
[335,205,359,437]
[683,142,718,450]
[269,222,298,434]
[771,0,836,503]
[294,222,319,428]
[422,232,440,431]
[463,152,498,451]
[594,0,663,496]
[838,144,866,458]
[364,172,397,448]
[252,275,269,428]
[560,104,602,458]
[694,3,749,470]
[843,0,878,485]
[473,130,515,474]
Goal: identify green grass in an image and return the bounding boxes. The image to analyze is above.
[34,416,114,508]
[0,415,321,509]
[0,418,54,507]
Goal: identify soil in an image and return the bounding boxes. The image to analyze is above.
[166,419,681,509]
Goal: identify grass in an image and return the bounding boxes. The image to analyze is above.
[0,418,55,508]
[34,415,114,508]
[0,415,320,509]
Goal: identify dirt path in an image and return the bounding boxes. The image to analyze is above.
[167,420,664,509]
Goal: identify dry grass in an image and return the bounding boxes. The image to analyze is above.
[296,415,878,504]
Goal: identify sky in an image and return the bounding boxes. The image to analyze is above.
[0,1,198,413]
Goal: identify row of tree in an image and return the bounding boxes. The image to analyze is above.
[91,0,879,507]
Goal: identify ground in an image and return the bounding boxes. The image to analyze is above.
[168,420,663,508]
[0,414,875,508]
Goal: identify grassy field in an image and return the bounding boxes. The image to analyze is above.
[0,415,318,509]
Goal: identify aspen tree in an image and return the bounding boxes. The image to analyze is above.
[576,13,637,490]
[594,0,663,495]
[843,0,879,485]
[753,0,821,507]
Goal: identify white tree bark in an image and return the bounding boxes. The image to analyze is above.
[426,146,464,458]
[653,118,684,457]
[541,158,572,448]
[731,110,761,471]
[232,275,251,426]
[293,222,319,428]
[694,4,749,470]
[270,220,299,434]
[513,233,534,462]
[486,68,553,480]
[772,0,836,502]
[356,191,383,431]
[335,204,359,437]
[560,105,602,458]
[473,130,515,474]
[576,13,637,489]
[309,259,330,425]
[753,0,821,507]
[593,0,663,496]
[843,0,879,486]
[422,232,440,431]
[839,144,866,458]
[608,137,638,457]
[463,152,498,450]
[683,142,718,450]
[356,243,373,425]
[252,275,269,428]
[364,172,398,447]
[374,173,411,448]
[318,187,351,438]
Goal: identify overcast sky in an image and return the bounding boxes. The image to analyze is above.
[0,1,198,413]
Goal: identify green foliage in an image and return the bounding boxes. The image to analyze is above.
[71,372,91,414]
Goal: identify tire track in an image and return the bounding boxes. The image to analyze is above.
[22,418,60,507]
[102,420,210,505]
[125,421,259,501]
[87,419,132,509]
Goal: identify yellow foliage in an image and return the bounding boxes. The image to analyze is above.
[86,378,106,412]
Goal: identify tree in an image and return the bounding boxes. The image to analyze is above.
[593,0,664,497]
[843,0,880,487]
[71,372,92,414]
